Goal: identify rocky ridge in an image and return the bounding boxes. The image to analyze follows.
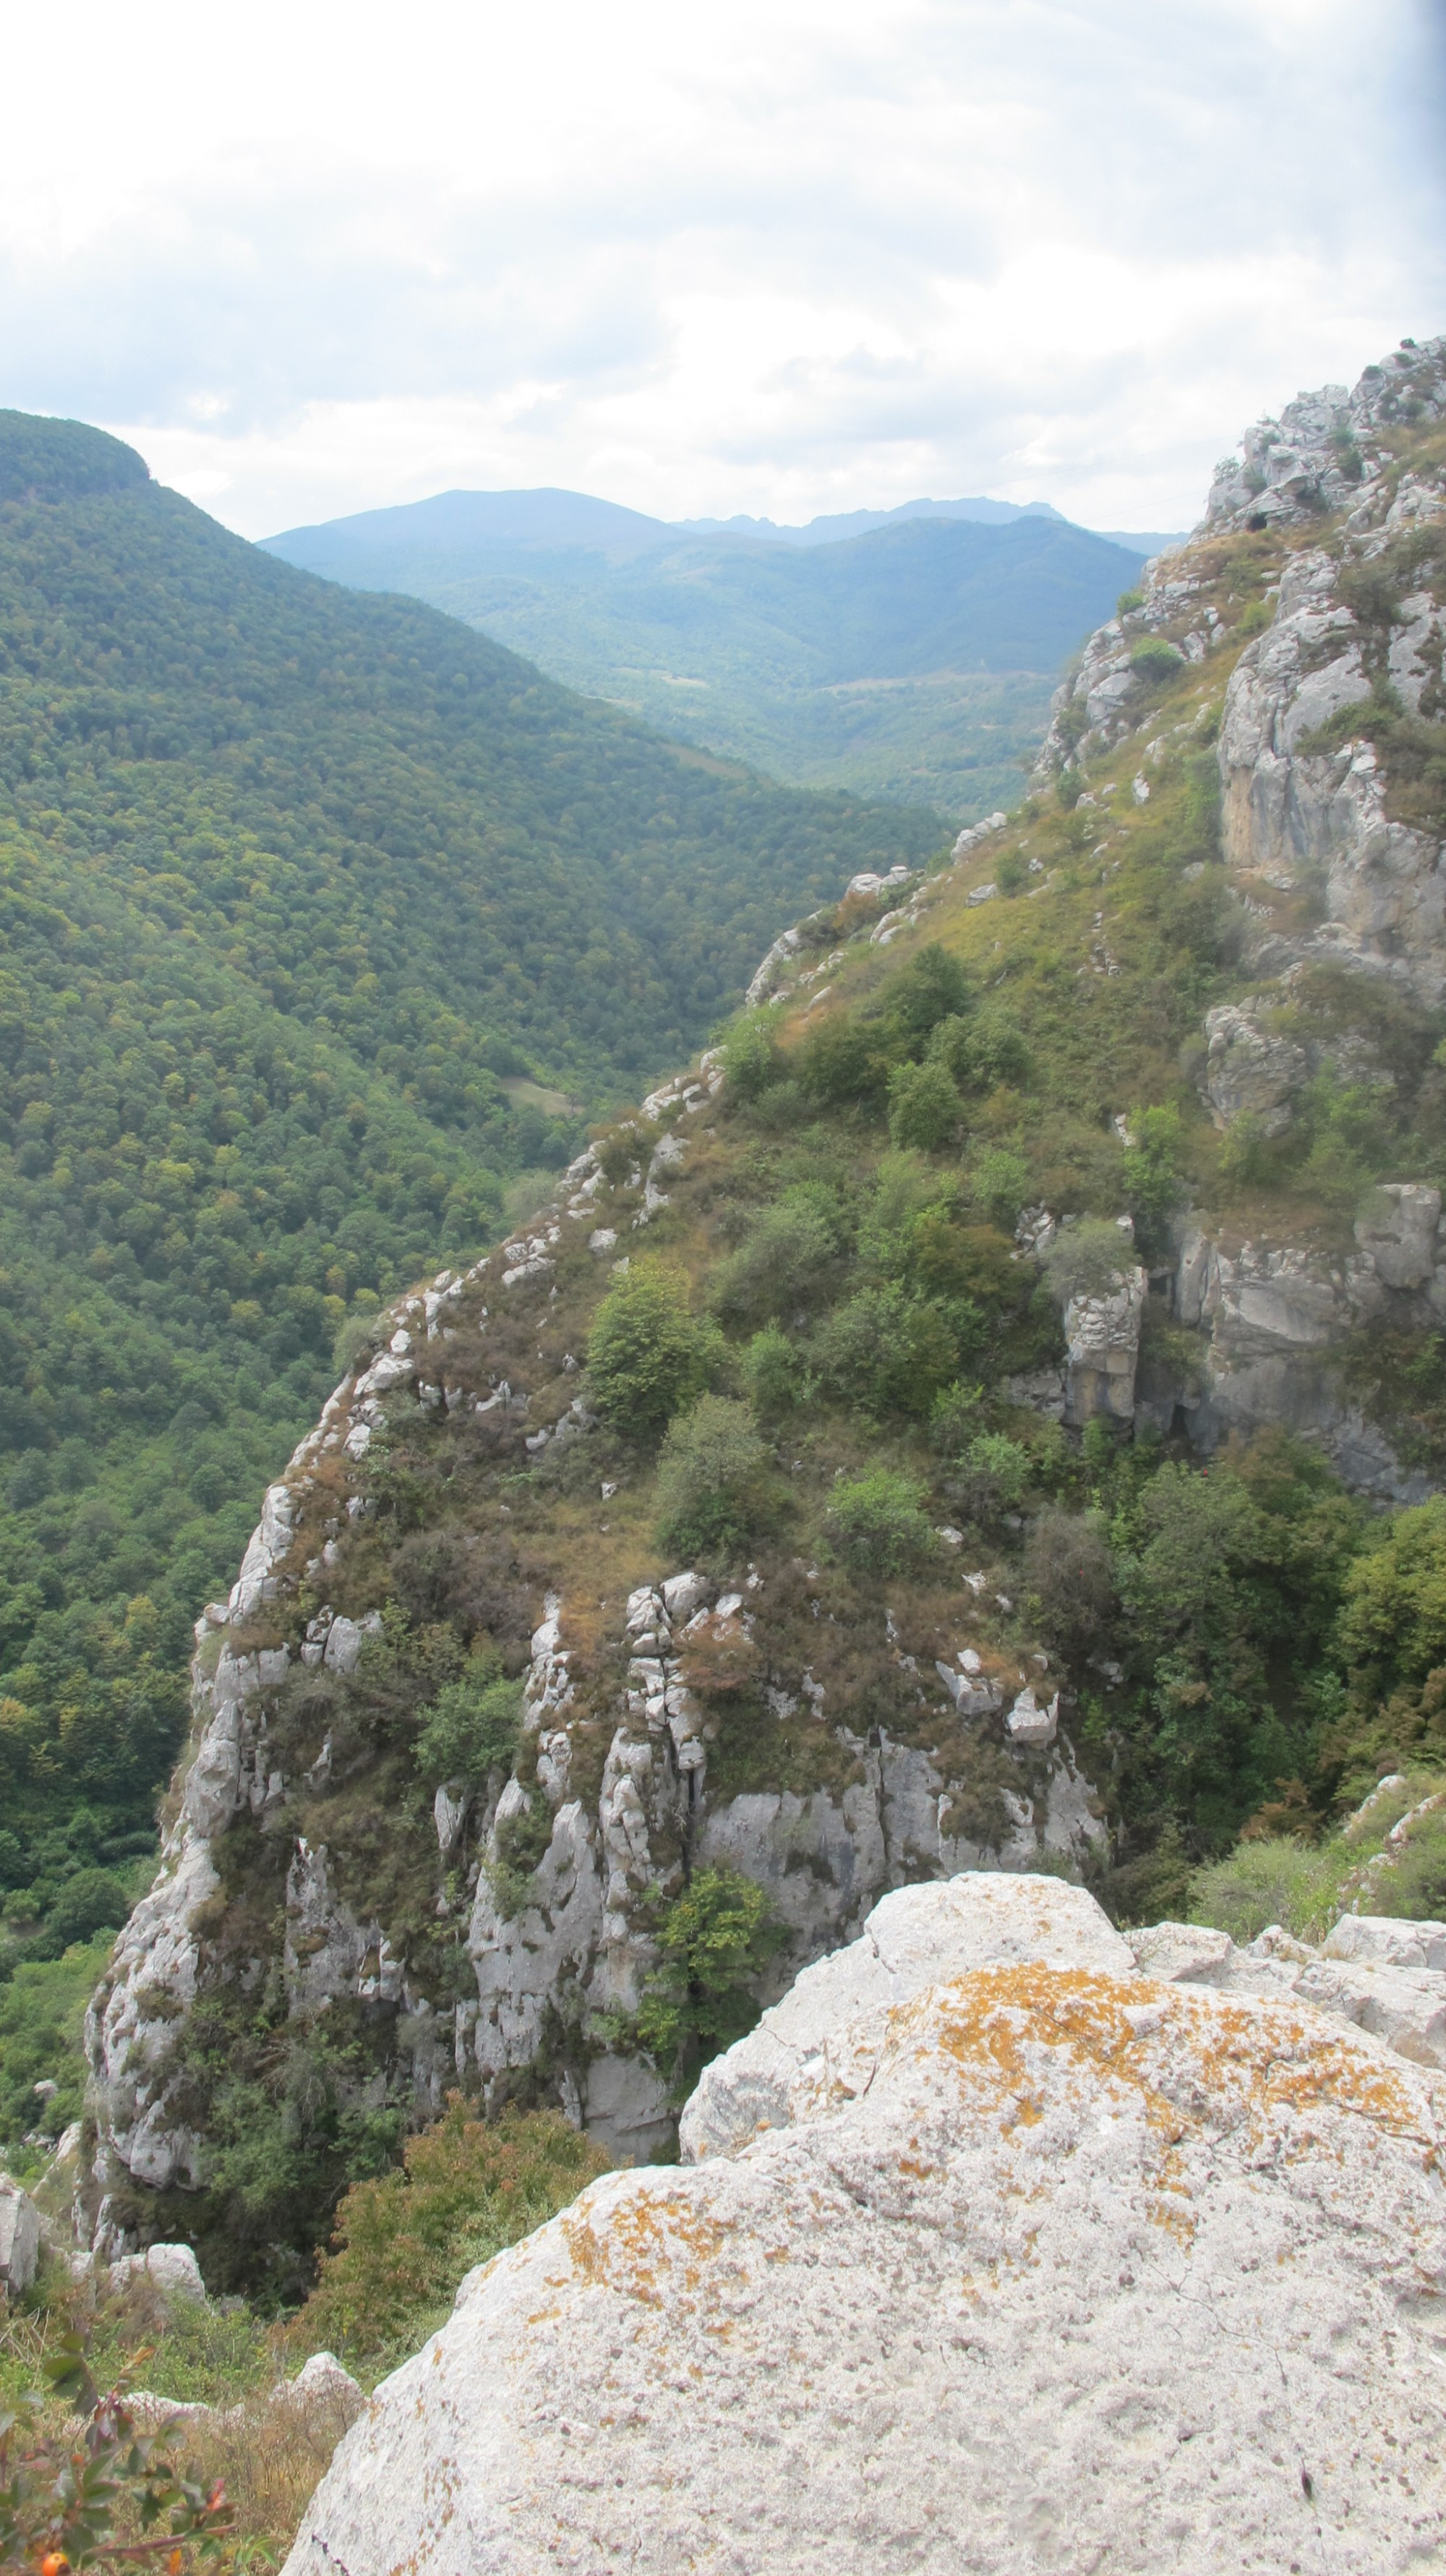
[282,1870,1446,2576]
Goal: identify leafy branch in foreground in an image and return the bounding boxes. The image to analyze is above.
[0,2331,233,2574]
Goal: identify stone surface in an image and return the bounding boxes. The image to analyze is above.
[110,2241,207,2300]
[0,2179,40,2295]
[1355,1183,1442,1291]
[1324,1912,1446,1972]
[285,1937,1446,2576]
[680,1871,1134,2162]
[1201,1002,1306,1135]
[1064,1260,1147,1425]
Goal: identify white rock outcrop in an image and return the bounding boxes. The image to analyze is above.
[0,2178,40,2295]
[283,1870,1446,2576]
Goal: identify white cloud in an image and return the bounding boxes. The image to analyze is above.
[0,0,1441,534]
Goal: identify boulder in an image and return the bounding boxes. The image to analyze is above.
[1200,1002,1306,1135]
[277,2351,366,2429]
[0,2179,40,2295]
[1354,1182,1442,1290]
[1323,1911,1446,1971]
[679,1871,1134,2162]
[110,2240,207,2301]
[283,1950,1446,2576]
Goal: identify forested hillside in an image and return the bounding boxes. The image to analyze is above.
[0,409,938,1976]
[266,502,1146,815]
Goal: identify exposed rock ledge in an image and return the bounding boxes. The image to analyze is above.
[284,1869,1446,2576]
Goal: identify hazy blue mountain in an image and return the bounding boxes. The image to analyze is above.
[265,495,1156,815]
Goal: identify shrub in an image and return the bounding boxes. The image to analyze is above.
[886,1057,962,1152]
[1022,1509,1117,1660]
[46,1868,131,1948]
[1040,1217,1135,1305]
[286,2099,610,2377]
[654,1396,775,1558]
[709,1185,848,1327]
[1187,1836,1351,1946]
[587,1259,720,1436]
[414,1663,524,1785]
[742,1323,808,1417]
[795,1014,889,1109]
[953,1433,1032,1520]
[1116,586,1145,616]
[1129,637,1185,683]
[1121,1104,1184,1261]
[637,1868,782,2094]
[970,1148,1031,1232]
[825,1469,938,1576]
[929,1378,985,1459]
[720,1010,784,1102]
[932,1005,1031,1093]
[881,942,972,1049]
[813,1284,959,1420]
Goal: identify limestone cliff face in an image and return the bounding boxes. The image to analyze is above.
[1018,336,1446,1480]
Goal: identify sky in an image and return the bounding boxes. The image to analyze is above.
[1,0,1443,540]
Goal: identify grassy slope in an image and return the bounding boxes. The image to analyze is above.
[264,515,1146,818]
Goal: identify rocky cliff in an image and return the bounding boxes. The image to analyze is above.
[282,1871,1446,2576]
[84,332,1446,2276]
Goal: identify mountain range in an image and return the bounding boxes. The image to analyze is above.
[264,490,1166,816]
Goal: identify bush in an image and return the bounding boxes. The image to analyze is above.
[795,1014,890,1109]
[720,1011,784,1102]
[286,2099,610,2377]
[1129,637,1185,683]
[742,1323,808,1417]
[587,1259,720,1437]
[654,1396,776,1558]
[931,1005,1031,1093]
[709,1185,848,1327]
[1040,1217,1136,1305]
[881,942,972,1051]
[1116,586,1145,616]
[952,1433,1032,1521]
[929,1378,985,1459]
[970,1148,1031,1232]
[46,1868,131,1948]
[1022,1509,1117,1660]
[1121,1104,1183,1262]
[886,1058,962,1152]
[1186,1836,1351,1946]
[825,1469,938,1577]
[636,1868,782,2094]
[414,1663,524,1786]
[813,1284,959,1420]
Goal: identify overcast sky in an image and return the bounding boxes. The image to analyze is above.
[3,0,1443,538]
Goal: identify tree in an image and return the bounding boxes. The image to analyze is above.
[586,1260,719,1437]
[654,1396,776,1558]
[637,1869,782,2094]
[886,1059,962,1153]
[414,1665,523,1785]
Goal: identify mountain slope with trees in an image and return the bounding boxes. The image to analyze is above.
[0,408,938,1974]
[265,500,1149,816]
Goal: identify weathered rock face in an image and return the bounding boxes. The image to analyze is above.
[0,2178,40,2294]
[1202,336,1446,534]
[283,1872,1446,2576]
[85,1129,1106,2228]
[1200,999,1308,1135]
[1063,1257,1147,1424]
[1218,545,1446,1005]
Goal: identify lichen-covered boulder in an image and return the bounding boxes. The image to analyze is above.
[283,1935,1446,2575]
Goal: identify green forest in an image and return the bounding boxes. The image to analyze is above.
[0,409,939,1968]
[266,504,1145,816]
